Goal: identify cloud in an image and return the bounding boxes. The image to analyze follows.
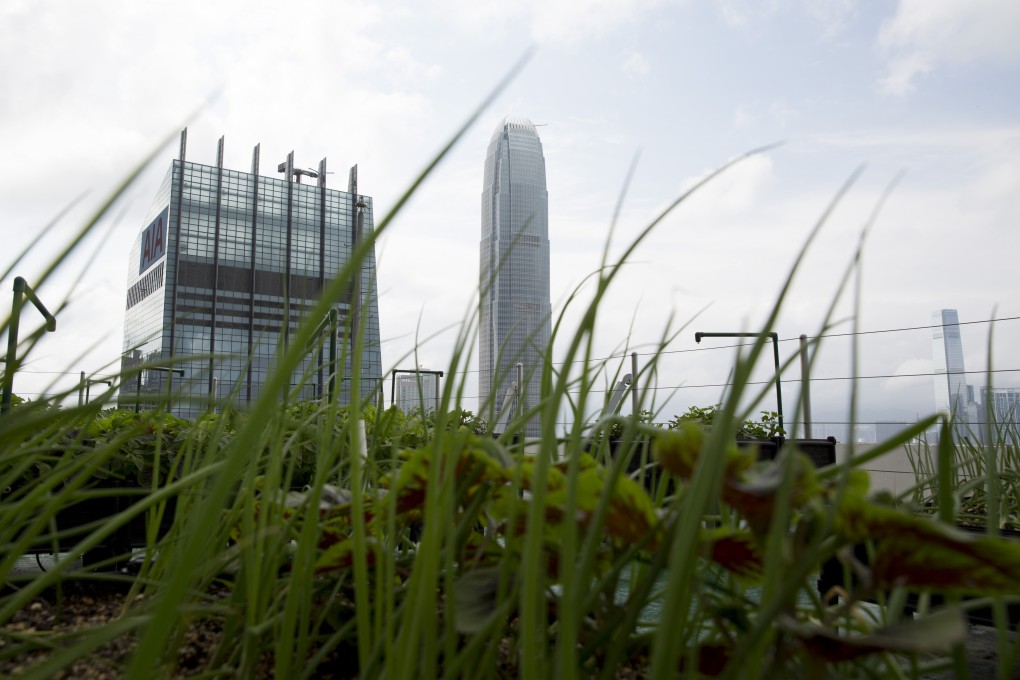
[621,50,651,76]
[878,0,1020,95]
[876,52,931,96]
[718,0,785,29]
[532,0,666,45]
[732,100,800,130]
[672,152,778,223]
[804,0,858,37]
[719,0,855,37]
[434,0,667,46]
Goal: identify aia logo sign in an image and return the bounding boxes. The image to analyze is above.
[139,206,170,274]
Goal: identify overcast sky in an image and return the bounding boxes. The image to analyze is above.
[2,0,1019,431]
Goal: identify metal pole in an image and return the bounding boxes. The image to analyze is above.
[1,286,22,415]
[134,367,182,413]
[799,334,812,439]
[771,335,784,434]
[3,278,56,415]
[631,351,638,415]
[390,369,444,412]
[694,331,784,435]
[516,362,524,422]
[329,308,338,403]
[351,200,366,355]
[135,371,142,414]
[78,370,86,407]
[83,379,110,405]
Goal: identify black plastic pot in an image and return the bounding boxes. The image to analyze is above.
[38,490,177,571]
[818,525,1020,630]
[736,436,837,468]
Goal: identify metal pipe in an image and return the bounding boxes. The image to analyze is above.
[84,378,111,405]
[2,278,56,415]
[799,334,812,439]
[694,331,784,434]
[351,200,366,357]
[390,369,444,410]
[631,351,639,415]
[134,366,184,414]
[516,362,524,422]
[307,308,340,402]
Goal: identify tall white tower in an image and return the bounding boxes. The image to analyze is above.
[931,309,969,436]
[479,117,551,437]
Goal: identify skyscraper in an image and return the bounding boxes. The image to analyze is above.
[931,309,969,432]
[120,131,382,419]
[980,387,1020,426]
[479,117,551,437]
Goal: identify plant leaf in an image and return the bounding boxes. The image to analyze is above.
[778,607,967,662]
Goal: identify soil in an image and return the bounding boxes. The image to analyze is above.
[0,579,1016,678]
[0,580,250,679]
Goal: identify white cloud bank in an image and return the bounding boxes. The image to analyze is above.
[435,0,667,46]
[878,0,1020,95]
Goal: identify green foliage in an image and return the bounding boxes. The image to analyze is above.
[668,403,786,439]
[607,409,654,439]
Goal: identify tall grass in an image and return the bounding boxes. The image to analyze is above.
[906,415,1020,531]
[3,92,1020,679]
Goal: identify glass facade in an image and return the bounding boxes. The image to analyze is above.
[479,117,551,437]
[121,157,381,419]
[931,309,969,436]
[980,387,1020,425]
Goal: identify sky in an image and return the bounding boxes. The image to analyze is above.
[2,0,1019,433]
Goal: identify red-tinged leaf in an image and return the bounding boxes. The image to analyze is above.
[838,491,1020,594]
[676,643,733,677]
[603,472,662,548]
[652,423,707,479]
[778,607,967,662]
[720,453,821,533]
[314,537,382,574]
[704,529,763,581]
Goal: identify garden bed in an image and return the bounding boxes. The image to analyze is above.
[818,526,1020,630]
[23,491,177,571]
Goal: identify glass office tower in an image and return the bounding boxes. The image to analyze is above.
[479,117,551,437]
[931,309,969,437]
[121,132,381,419]
[981,387,1020,426]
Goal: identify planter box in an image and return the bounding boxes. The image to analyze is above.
[818,526,1020,630]
[736,436,837,468]
[30,491,177,571]
[612,435,837,493]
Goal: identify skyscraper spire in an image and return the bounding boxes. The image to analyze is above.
[479,116,551,437]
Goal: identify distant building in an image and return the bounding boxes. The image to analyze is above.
[394,372,439,413]
[120,131,382,418]
[980,387,1020,426]
[931,309,970,438]
[853,423,877,444]
[875,421,912,443]
[813,422,849,444]
[479,117,551,437]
